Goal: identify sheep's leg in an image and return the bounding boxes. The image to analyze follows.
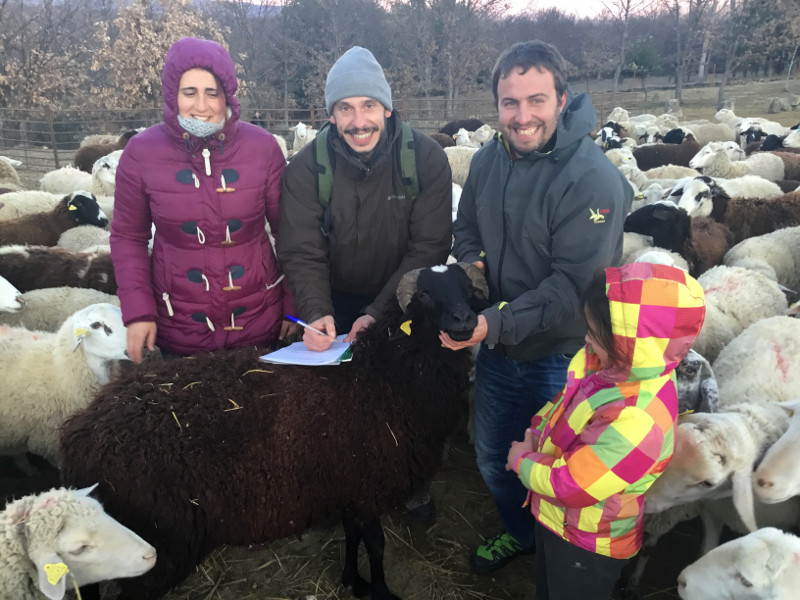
[698,504,725,554]
[341,505,370,597]
[361,516,400,600]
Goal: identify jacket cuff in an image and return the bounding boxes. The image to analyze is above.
[482,304,504,346]
[124,315,156,327]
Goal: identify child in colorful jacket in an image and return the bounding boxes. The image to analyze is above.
[506,262,706,600]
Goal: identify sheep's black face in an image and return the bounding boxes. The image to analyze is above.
[415,267,479,341]
[68,192,109,228]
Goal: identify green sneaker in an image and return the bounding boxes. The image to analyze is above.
[469,532,534,574]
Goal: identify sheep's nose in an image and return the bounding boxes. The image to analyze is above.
[677,574,686,590]
[449,307,474,325]
[756,477,773,488]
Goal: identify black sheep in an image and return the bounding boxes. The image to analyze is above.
[624,203,692,258]
[438,118,485,136]
[0,245,116,293]
[60,263,489,600]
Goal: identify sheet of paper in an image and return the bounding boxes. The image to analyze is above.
[260,334,352,366]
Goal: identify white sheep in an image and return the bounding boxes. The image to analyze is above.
[605,147,636,167]
[677,527,800,600]
[57,226,111,253]
[289,122,318,154]
[444,145,479,187]
[689,140,746,169]
[0,485,156,600]
[90,149,122,197]
[469,124,495,145]
[629,247,690,272]
[783,129,800,148]
[680,122,736,148]
[39,167,93,195]
[753,399,800,504]
[712,316,800,406]
[0,191,61,221]
[644,164,699,179]
[0,286,119,332]
[671,176,784,215]
[0,274,24,313]
[644,402,791,532]
[453,127,481,148]
[0,303,128,465]
[655,113,680,131]
[272,133,289,160]
[79,133,122,147]
[0,157,23,190]
[692,265,788,362]
[700,148,785,182]
[723,225,800,294]
[451,183,462,223]
[605,107,631,128]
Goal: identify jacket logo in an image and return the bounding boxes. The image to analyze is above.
[387,194,407,201]
[589,208,610,224]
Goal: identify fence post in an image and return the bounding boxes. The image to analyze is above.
[46,108,60,169]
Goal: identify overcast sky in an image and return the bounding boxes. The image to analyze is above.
[511,0,606,17]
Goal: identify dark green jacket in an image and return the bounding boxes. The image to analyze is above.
[279,112,452,323]
[453,91,633,361]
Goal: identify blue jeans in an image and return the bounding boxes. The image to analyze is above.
[473,345,571,549]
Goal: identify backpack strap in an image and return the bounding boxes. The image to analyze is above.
[398,122,419,199]
[313,122,335,209]
[313,120,420,218]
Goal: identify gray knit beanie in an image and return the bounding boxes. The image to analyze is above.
[325,47,393,115]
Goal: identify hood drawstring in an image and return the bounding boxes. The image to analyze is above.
[202,148,211,176]
[162,292,174,317]
[183,132,195,153]
[218,133,225,155]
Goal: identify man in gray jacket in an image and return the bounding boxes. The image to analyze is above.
[446,40,633,572]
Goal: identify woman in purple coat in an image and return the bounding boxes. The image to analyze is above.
[111,37,295,361]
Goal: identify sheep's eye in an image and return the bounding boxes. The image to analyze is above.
[69,544,90,556]
[698,480,715,488]
[90,322,102,329]
[734,572,753,588]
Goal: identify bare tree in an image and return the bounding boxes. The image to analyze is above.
[662,0,713,101]
[602,0,654,94]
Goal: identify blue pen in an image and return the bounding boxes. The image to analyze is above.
[286,315,334,338]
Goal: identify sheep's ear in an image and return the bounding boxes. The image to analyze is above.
[731,470,758,532]
[73,483,99,498]
[454,262,489,301]
[73,327,90,352]
[778,399,800,416]
[35,553,68,600]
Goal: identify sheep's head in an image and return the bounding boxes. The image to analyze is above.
[670,176,729,219]
[677,527,800,600]
[12,485,156,598]
[396,263,489,341]
[675,349,718,414]
[753,399,800,504]
[66,191,109,228]
[624,202,691,255]
[644,414,735,514]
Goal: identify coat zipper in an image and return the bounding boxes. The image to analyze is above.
[497,160,514,299]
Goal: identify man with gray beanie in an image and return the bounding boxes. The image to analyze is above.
[279,46,452,349]
[278,46,453,522]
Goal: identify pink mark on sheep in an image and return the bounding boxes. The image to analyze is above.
[773,341,788,382]
[704,277,742,295]
[0,325,8,335]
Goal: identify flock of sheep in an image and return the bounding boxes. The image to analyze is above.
[0,104,798,599]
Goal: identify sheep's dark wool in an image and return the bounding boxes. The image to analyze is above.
[776,179,800,193]
[0,246,116,293]
[633,133,701,170]
[714,191,800,244]
[659,128,685,144]
[624,203,692,258]
[689,217,733,277]
[0,191,107,247]
[430,132,456,148]
[73,130,137,173]
[438,118,485,136]
[60,264,485,600]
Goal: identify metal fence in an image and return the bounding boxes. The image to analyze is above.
[0,91,669,173]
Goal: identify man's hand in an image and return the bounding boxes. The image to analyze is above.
[344,314,376,343]
[506,428,539,471]
[439,315,488,350]
[302,315,337,352]
[127,321,157,363]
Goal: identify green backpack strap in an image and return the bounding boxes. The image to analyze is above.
[313,120,419,211]
[313,122,334,209]
[398,122,419,199]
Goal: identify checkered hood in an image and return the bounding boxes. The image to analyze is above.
[604,262,706,382]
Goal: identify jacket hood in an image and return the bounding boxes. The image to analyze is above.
[600,262,706,382]
[161,37,241,140]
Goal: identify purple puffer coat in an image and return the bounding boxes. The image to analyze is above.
[110,37,293,355]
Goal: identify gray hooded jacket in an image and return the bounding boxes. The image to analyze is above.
[453,91,633,361]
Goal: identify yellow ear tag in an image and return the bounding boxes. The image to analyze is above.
[68,204,78,211]
[44,562,69,585]
[678,409,695,416]
[74,327,89,338]
[400,320,412,336]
